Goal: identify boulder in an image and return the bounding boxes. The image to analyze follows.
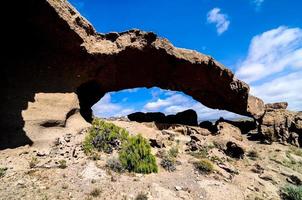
[199,121,217,133]
[166,109,198,126]
[214,122,247,158]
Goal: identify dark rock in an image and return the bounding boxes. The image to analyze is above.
[128,109,197,126]
[199,121,216,133]
[225,142,245,159]
[128,112,165,123]
[166,109,198,126]
[149,139,165,148]
[286,175,302,186]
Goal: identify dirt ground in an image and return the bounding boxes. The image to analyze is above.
[1,120,301,200]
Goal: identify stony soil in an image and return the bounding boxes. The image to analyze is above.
[1,120,302,200]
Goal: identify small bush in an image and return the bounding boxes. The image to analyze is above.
[58,160,67,169]
[247,150,259,160]
[168,146,179,158]
[281,185,302,200]
[119,134,158,174]
[160,156,176,172]
[135,192,148,200]
[194,159,214,174]
[0,167,7,178]
[189,146,209,159]
[29,157,39,168]
[83,119,129,154]
[90,188,101,197]
[106,157,124,173]
[160,147,179,172]
[289,147,302,157]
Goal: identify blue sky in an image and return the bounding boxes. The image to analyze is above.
[70,0,302,121]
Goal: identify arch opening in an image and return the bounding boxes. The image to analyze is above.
[86,86,249,124]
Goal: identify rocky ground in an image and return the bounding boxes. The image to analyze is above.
[1,119,302,200]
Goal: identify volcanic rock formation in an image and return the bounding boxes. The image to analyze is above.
[1,0,265,149]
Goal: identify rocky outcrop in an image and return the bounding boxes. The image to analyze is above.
[166,110,198,126]
[259,103,302,147]
[265,102,288,110]
[128,112,166,123]
[1,0,265,149]
[128,109,198,126]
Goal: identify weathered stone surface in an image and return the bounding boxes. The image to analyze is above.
[1,0,265,148]
[265,102,288,110]
[259,107,302,147]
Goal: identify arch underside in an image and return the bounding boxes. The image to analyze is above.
[0,0,264,149]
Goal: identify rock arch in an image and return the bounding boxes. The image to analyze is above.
[0,0,264,149]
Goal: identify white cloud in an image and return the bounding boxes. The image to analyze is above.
[251,71,302,111]
[253,0,264,7]
[143,94,190,111]
[92,94,135,118]
[144,93,244,121]
[207,8,230,35]
[236,26,302,83]
[235,26,302,111]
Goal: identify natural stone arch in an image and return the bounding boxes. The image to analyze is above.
[0,0,264,149]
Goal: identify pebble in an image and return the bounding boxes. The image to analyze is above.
[175,186,182,191]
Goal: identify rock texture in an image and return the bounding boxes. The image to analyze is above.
[1,0,265,149]
[259,103,302,147]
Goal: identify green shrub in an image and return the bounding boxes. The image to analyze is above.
[58,160,67,169]
[119,134,158,174]
[0,167,7,178]
[29,157,39,168]
[90,188,101,197]
[194,159,214,174]
[168,146,179,158]
[83,119,129,154]
[281,185,302,200]
[135,192,148,200]
[247,150,259,160]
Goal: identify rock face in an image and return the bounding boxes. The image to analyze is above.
[1,0,265,149]
[259,103,302,147]
[128,109,198,126]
